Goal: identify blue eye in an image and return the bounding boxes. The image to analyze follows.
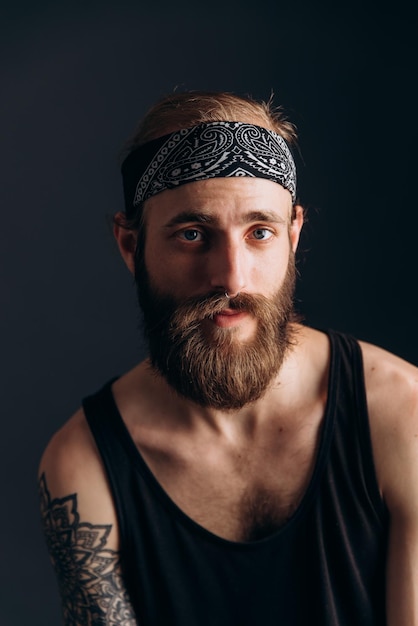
[181,229,202,241]
[252,228,273,240]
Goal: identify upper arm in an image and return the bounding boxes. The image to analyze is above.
[361,341,418,625]
[38,409,138,625]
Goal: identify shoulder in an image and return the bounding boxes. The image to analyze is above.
[39,407,104,492]
[360,339,418,433]
[38,406,119,547]
[359,339,418,512]
[360,339,417,396]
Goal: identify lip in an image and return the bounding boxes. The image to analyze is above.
[211,310,249,328]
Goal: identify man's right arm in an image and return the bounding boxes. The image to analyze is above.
[38,409,138,626]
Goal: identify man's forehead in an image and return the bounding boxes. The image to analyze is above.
[143,177,293,224]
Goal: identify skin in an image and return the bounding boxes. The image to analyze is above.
[39,176,418,625]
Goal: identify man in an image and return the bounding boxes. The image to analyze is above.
[39,91,418,625]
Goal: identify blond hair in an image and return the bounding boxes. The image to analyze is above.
[122,90,297,158]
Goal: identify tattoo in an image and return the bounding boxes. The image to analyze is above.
[39,473,137,625]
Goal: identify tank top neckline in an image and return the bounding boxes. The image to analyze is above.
[104,329,340,550]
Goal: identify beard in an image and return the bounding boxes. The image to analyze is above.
[135,253,298,411]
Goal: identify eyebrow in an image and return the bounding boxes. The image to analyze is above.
[164,210,287,228]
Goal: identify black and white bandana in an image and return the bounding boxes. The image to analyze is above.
[121,121,297,217]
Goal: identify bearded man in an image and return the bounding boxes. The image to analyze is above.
[39,91,418,626]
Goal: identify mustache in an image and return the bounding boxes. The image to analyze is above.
[169,291,276,333]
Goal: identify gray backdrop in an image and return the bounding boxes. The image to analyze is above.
[1,1,417,624]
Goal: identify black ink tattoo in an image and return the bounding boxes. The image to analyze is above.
[39,473,137,625]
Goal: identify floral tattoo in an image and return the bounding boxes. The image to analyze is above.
[39,473,137,625]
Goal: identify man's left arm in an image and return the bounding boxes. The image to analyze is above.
[361,341,418,625]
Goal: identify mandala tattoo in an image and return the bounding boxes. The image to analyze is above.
[39,473,137,625]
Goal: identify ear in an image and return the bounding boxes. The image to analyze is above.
[113,212,137,275]
[289,205,304,253]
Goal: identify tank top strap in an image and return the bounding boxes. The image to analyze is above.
[82,377,133,543]
[325,329,387,523]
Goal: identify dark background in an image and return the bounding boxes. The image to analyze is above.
[1,1,417,623]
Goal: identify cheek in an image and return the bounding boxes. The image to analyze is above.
[143,225,166,277]
[143,240,196,293]
[258,243,292,290]
[143,245,166,286]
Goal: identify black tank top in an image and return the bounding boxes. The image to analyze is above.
[83,330,388,625]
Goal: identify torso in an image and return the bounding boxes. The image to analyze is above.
[112,325,331,542]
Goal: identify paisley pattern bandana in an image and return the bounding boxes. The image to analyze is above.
[121,121,297,217]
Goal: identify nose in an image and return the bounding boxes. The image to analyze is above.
[208,239,247,297]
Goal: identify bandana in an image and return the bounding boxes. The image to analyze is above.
[121,121,297,217]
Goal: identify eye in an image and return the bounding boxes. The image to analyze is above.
[179,228,203,242]
[250,228,274,241]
